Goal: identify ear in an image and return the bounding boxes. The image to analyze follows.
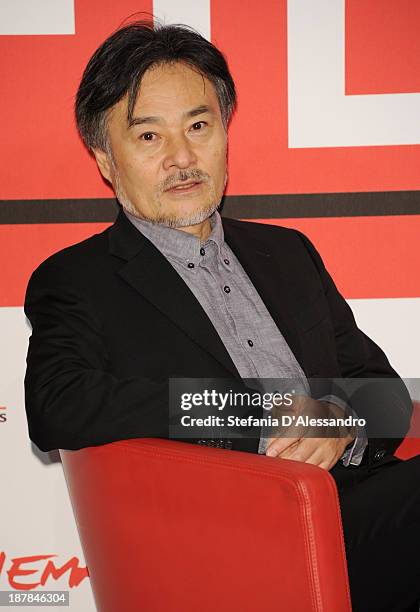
[92,148,113,183]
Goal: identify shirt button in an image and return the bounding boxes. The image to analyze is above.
[224,258,230,265]
[200,248,205,256]
[223,285,231,294]
[247,339,254,347]
[187,262,195,269]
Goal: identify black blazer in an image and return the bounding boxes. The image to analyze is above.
[24,209,412,464]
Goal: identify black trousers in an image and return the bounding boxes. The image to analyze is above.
[330,454,420,612]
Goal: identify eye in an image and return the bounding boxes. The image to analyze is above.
[191,121,207,131]
[140,132,156,141]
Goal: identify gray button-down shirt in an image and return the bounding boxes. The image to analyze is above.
[124,209,366,465]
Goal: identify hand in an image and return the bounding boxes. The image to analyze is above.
[265,396,356,470]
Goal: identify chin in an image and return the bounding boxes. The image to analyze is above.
[157,201,219,229]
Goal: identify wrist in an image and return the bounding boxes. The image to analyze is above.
[321,400,356,444]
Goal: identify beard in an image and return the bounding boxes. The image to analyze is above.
[112,167,225,229]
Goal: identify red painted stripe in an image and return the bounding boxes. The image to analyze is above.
[395,403,420,460]
[0,223,111,306]
[1,216,419,306]
[247,216,420,299]
[346,0,420,95]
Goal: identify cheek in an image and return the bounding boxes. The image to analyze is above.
[122,162,156,193]
[207,140,227,167]
[211,148,227,182]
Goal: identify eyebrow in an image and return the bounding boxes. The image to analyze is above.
[128,105,214,128]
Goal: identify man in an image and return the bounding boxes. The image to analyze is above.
[24,21,419,612]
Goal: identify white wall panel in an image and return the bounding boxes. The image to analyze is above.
[152,0,210,39]
[0,0,75,35]
[1,308,95,611]
[348,298,420,399]
[287,0,420,148]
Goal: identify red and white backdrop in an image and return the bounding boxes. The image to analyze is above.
[1,1,419,608]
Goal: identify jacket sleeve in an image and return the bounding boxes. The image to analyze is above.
[24,260,173,452]
[24,259,262,453]
[297,231,413,466]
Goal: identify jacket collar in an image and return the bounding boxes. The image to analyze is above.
[108,209,240,377]
[108,207,149,261]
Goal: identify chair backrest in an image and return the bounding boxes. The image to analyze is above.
[61,438,351,612]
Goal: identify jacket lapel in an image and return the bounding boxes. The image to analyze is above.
[223,219,304,368]
[108,209,240,378]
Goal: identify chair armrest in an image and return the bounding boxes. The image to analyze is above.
[61,439,351,612]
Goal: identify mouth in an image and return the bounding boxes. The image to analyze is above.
[165,180,203,194]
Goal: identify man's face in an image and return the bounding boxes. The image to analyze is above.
[94,61,228,228]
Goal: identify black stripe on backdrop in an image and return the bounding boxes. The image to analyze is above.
[0,191,419,224]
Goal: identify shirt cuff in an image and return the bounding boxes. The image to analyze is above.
[320,394,368,466]
[341,434,368,466]
[258,436,269,455]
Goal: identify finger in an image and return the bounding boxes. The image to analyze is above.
[318,451,342,471]
[310,440,345,470]
[313,452,338,471]
[303,449,330,468]
[266,437,300,457]
[290,440,340,470]
[279,437,319,462]
[274,440,301,459]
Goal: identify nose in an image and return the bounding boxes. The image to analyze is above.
[162,134,197,171]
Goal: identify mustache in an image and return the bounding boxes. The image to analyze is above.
[161,169,210,192]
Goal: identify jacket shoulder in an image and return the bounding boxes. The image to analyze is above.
[26,225,112,289]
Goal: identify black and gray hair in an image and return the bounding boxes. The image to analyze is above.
[75,20,236,151]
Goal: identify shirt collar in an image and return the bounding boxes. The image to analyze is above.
[123,209,225,265]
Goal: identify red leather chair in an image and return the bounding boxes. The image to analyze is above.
[60,404,420,612]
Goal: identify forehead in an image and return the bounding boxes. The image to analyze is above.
[141,62,217,102]
[112,62,221,125]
